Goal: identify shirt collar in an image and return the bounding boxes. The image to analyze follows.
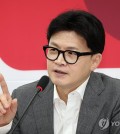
[54,76,90,101]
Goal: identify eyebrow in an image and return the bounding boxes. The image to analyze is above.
[49,42,79,51]
[49,42,59,48]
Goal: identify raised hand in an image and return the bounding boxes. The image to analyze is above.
[0,73,17,126]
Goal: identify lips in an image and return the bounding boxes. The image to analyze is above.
[54,69,67,74]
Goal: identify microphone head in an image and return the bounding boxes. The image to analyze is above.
[36,75,49,92]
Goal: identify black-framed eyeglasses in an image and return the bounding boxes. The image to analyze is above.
[43,45,97,64]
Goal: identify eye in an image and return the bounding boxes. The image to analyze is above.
[50,48,57,51]
[48,47,58,54]
[67,51,77,55]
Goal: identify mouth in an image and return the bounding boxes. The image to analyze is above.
[54,69,67,74]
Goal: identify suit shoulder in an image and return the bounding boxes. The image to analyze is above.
[98,72,120,84]
[95,72,120,92]
[12,80,39,99]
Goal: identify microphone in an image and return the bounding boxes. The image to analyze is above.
[8,75,49,134]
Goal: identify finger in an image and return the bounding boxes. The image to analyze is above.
[0,73,10,96]
[0,94,12,109]
[0,112,4,116]
[0,102,6,114]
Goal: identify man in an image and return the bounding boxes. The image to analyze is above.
[0,10,120,134]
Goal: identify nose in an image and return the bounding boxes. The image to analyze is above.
[54,53,67,65]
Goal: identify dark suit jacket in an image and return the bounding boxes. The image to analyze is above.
[9,72,120,134]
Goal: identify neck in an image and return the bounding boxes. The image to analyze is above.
[56,84,80,104]
[56,75,90,104]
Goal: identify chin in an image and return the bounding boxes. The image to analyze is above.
[51,77,65,86]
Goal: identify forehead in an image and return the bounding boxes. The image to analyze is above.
[49,31,90,51]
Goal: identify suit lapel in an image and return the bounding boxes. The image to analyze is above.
[76,72,105,134]
[33,80,54,134]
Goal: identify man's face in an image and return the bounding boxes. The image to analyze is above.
[47,31,100,92]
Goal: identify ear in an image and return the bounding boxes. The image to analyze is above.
[90,53,102,71]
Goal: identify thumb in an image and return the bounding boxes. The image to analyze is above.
[11,98,18,115]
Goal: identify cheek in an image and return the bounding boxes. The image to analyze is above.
[71,59,91,73]
[47,60,51,73]
[47,60,52,68]
[47,60,54,75]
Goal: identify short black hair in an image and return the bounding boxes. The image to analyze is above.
[47,10,105,54]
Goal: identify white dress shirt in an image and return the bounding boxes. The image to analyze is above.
[0,121,12,134]
[0,77,89,134]
[54,77,89,134]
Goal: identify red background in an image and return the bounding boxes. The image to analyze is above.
[0,0,120,70]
